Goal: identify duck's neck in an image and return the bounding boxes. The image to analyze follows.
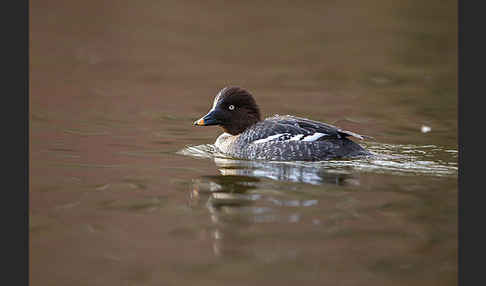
[222,116,261,135]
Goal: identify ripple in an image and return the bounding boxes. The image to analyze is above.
[178,141,457,180]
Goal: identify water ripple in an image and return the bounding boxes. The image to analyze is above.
[178,141,458,181]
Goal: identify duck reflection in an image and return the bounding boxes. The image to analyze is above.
[216,157,363,186]
[189,158,361,258]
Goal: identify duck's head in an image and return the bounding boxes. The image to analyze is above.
[194,86,261,135]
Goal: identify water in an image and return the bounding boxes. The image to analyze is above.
[179,142,458,179]
[30,0,457,285]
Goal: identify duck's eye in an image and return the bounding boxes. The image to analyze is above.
[228,105,235,111]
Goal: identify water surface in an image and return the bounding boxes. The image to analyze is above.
[30,0,457,285]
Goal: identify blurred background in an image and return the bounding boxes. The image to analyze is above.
[30,0,457,285]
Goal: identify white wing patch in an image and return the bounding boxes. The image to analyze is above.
[288,134,304,141]
[252,132,329,144]
[301,132,326,141]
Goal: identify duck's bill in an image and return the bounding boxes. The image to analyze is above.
[193,110,221,126]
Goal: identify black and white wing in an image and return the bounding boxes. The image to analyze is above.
[242,115,364,144]
[267,115,364,140]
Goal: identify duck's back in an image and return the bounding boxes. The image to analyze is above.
[224,115,370,161]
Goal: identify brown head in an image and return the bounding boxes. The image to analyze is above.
[194,87,262,135]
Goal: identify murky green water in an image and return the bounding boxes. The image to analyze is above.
[30,0,457,285]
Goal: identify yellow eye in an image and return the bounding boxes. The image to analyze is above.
[228,105,235,110]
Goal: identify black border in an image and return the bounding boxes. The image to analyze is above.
[3,0,29,283]
[458,0,475,285]
[9,0,30,284]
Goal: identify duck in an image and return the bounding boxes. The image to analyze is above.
[193,86,371,161]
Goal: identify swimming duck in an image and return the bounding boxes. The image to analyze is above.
[193,86,370,161]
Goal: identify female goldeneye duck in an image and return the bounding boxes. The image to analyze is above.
[193,86,371,161]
